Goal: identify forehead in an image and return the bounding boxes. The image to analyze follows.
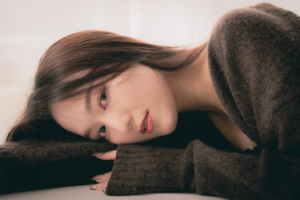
[50,70,95,117]
[51,95,88,135]
[51,92,85,118]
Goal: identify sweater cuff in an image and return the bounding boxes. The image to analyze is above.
[105,144,186,195]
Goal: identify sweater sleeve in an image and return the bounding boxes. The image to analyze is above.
[105,138,300,199]
[0,139,117,194]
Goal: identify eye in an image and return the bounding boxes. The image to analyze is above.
[99,87,107,109]
[99,126,106,138]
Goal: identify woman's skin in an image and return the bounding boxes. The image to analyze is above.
[51,46,256,191]
[51,46,223,144]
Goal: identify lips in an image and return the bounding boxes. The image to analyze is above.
[139,111,153,133]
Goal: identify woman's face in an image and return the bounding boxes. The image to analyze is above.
[51,63,178,144]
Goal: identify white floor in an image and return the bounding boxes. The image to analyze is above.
[0,185,226,200]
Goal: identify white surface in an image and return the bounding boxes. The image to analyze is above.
[0,185,226,200]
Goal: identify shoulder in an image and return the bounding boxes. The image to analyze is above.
[206,3,300,140]
[207,2,300,71]
[209,3,300,48]
[213,2,300,30]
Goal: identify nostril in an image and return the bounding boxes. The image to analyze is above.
[127,119,131,127]
[122,113,132,125]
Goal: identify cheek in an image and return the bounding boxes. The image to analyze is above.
[109,133,155,145]
[131,75,167,103]
[108,134,135,144]
[159,111,178,135]
[108,138,123,145]
[109,75,153,107]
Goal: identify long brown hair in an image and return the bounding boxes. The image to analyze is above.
[6,30,207,142]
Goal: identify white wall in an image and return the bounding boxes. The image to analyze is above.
[1,0,300,143]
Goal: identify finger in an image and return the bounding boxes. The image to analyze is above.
[90,181,108,191]
[92,172,112,182]
[94,150,117,160]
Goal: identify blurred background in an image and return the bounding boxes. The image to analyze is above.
[1,0,300,144]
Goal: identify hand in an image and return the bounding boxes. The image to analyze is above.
[90,150,117,192]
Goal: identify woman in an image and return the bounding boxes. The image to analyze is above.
[6,2,300,200]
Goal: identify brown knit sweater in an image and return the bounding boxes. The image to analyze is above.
[105,3,300,200]
[1,2,299,199]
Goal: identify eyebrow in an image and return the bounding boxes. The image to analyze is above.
[84,88,93,139]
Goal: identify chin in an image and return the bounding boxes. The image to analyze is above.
[160,114,178,136]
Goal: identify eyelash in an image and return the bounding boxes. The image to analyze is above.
[98,87,107,140]
[99,126,106,140]
[98,87,107,110]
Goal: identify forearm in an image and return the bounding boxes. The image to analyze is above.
[105,140,300,200]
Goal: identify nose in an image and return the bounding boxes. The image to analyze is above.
[102,111,132,134]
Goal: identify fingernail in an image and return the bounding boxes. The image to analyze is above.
[90,185,97,190]
[92,175,103,180]
[90,183,105,190]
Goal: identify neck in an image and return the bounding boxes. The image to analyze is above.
[161,45,227,115]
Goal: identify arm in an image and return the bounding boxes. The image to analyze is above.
[0,139,116,194]
[105,138,299,200]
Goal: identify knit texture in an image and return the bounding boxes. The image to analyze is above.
[105,3,300,200]
[0,119,117,194]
